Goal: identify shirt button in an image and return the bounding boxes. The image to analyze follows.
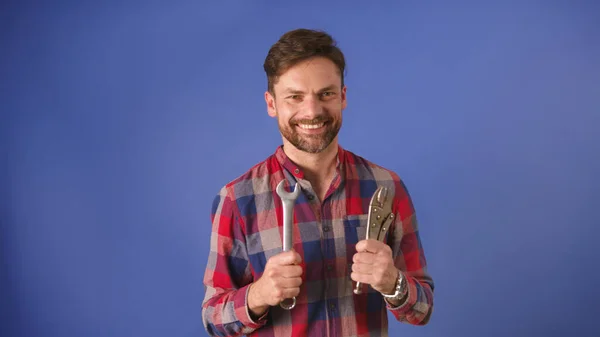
[327,264,333,271]
[323,226,330,232]
[294,168,300,174]
[307,194,314,201]
[329,303,336,310]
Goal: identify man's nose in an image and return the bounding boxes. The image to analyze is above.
[301,95,323,116]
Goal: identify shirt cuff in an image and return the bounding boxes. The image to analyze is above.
[385,275,418,313]
[239,283,269,327]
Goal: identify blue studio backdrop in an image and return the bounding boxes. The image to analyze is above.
[2,1,599,337]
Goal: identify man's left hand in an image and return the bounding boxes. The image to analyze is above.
[351,239,398,295]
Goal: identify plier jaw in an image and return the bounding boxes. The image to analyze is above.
[366,186,395,241]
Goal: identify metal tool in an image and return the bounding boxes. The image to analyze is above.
[353,186,395,295]
[276,179,300,310]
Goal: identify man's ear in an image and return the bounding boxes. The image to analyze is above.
[265,91,277,117]
[341,85,347,110]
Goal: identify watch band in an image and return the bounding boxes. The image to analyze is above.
[381,269,407,299]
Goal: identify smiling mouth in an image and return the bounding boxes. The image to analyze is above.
[297,122,325,130]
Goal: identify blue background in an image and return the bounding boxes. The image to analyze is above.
[2,1,599,336]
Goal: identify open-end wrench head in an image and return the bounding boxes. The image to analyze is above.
[276,180,300,200]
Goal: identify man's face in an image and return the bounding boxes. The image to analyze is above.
[265,57,347,154]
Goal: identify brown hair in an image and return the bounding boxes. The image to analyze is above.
[263,28,346,94]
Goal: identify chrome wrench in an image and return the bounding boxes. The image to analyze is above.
[276,179,300,310]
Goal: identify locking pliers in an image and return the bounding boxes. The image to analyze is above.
[354,186,395,294]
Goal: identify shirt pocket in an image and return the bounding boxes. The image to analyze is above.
[343,213,368,248]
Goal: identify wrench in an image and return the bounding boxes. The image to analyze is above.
[276,179,300,310]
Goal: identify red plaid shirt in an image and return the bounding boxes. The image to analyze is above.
[202,145,434,336]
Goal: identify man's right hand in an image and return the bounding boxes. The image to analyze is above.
[247,250,303,317]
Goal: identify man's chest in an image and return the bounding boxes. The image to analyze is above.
[241,186,374,278]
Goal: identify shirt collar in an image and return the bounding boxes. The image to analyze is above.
[274,144,345,180]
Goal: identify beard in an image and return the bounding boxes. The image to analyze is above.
[278,114,341,154]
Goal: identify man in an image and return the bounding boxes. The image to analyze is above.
[202,28,434,336]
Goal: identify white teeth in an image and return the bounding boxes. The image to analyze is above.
[298,123,325,129]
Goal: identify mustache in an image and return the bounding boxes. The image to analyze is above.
[290,116,331,125]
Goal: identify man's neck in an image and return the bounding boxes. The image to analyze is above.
[282,140,339,188]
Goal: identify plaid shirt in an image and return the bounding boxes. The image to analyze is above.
[202,145,434,337]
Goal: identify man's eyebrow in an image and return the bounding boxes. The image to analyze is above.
[282,88,305,95]
[318,85,338,93]
[282,85,339,95]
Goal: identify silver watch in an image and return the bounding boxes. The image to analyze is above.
[381,270,407,300]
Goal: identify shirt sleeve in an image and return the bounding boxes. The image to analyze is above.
[386,180,435,325]
[201,187,269,336]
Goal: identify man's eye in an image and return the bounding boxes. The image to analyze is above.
[321,92,335,98]
[288,95,301,100]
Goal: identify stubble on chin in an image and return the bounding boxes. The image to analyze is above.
[278,119,340,154]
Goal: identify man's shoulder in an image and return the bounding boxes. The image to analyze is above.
[342,148,411,199]
[215,149,280,201]
[343,148,402,183]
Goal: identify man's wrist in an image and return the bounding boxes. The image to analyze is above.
[247,283,269,319]
[381,269,408,306]
[382,268,401,295]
